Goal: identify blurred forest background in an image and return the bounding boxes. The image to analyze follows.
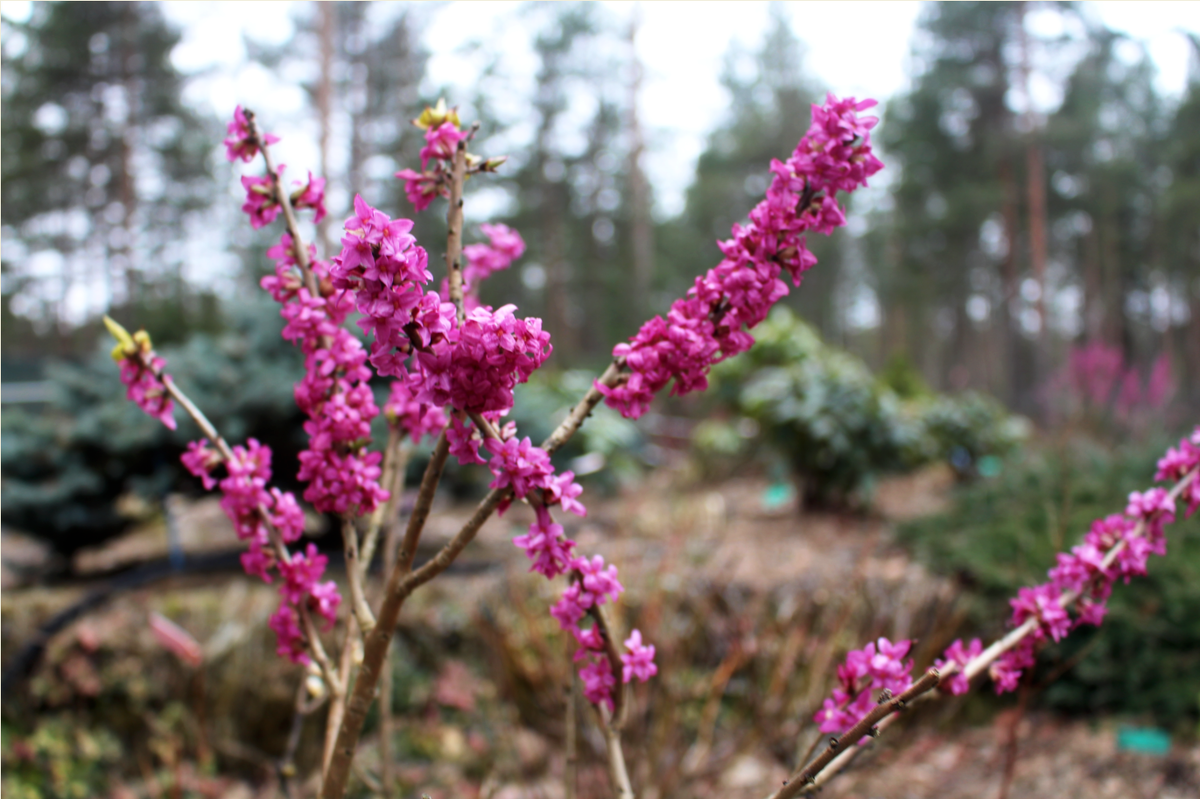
[4,2,1200,797]
[5,0,1199,549]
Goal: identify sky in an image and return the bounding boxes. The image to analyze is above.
[5,0,1192,218]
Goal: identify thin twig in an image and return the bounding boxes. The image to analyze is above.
[395,432,451,576]
[565,646,578,799]
[588,600,628,729]
[445,135,470,323]
[598,708,636,799]
[321,430,452,798]
[361,428,408,576]
[341,518,376,634]
[278,674,323,798]
[323,616,358,778]
[378,521,402,799]
[770,669,943,799]
[244,109,318,298]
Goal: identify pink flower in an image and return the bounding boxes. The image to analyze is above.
[485,436,554,498]
[384,372,447,444]
[573,554,623,605]
[513,513,576,579]
[462,223,525,292]
[269,488,306,544]
[1010,584,1071,642]
[419,121,466,169]
[309,581,341,629]
[268,604,309,665]
[933,638,982,696]
[417,304,552,414]
[277,543,328,605]
[550,583,593,630]
[621,629,657,683]
[578,654,616,712]
[224,105,279,163]
[989,656,1023,695]
[395,168,444,212]
[118,352,177,430]
[241,171,282,229]
[291,170,327,224]
[1126,488,1175,524]
[240,542,274,582]
[812,637,912,738]
[545,470,586,517]
[1156,439,1200,483]
[181,439,220,490]
[447,415,485,466]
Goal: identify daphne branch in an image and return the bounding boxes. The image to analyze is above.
[158,365,342,693]
[773,466,1200,796]
[244,109,319,298]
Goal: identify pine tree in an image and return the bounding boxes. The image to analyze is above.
[1,1,214,352]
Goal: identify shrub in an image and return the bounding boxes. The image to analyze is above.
[700,307,1027,506]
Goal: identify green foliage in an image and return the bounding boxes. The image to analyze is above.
[2,717,123,799]
[702,307,1026,506]
[879,353,932,399]
[896,438,1200,728]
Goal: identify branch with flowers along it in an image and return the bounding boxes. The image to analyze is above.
[103,317,344,696]
[769,435,1200,798]
[107,94,887,799]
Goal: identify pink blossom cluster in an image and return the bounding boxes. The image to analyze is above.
[417,304,552,414]
[224,105,278,163]
[448,423,655,710]
[980,428,1199,694]
[1053,341,1175,424]
[241,166,327,230]
[331,196,550,416]
[393,120,467,211]
[263,232,389,516]
[117,347,177,430]
[933,638,984,696]
[813,637,913,739]
[384,370,448,444]
[462,223,525,293]
[181,437,340,664]
[598,95,884,419]
[1154,429,1200,513]
[329,195,445,377]
[547,551,656,711]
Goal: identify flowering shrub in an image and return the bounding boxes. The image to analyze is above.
[103,95,1197,799]
[1046,340,1176,434]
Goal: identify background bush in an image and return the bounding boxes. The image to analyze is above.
[697,307,1028,506]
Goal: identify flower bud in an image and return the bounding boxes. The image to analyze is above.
[412,98,461,130]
